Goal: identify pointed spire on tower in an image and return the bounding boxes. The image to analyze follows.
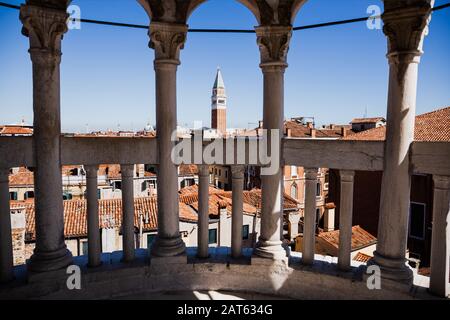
[213,66,225,89]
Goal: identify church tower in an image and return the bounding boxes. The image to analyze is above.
[211,67,227,134]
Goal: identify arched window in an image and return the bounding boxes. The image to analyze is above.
[290,183,298,199]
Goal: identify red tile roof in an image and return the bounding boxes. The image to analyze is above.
[11,195,199,240]
[353,252,372,263]
[12,185,298,240]
[344,106,450,142]
[0,126,33,135]
[9,168,34,186]
[317,225,377,251]
[350,117,385,124]
[179,164,199,176]
[285,121,352,138]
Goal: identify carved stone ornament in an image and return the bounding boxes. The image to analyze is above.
[149,22,188,63]
[382,3,433,82]
[255,25,292,68]
[20,5,69,65]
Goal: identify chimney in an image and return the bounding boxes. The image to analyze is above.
[306,122,313,129]
[285,127,292,137]
[330,124,335,130]
[218,202,228,247]
[323,203,336,232]
[137,164,145,178]
[310,128,316,138]
[341,127,347,138]
[258,120,264,129]
[10,206,26,266]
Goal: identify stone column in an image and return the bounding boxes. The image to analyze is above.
[303,168,318,265]
[231,166,245,258]
[254,26,292,260]
[338,170,355,271]
[0,168,13,282]
[85,165,101,267]
[197,165,210,258]
[148,22,188,257]
[121,164,135,262]
[20,4,72,272]
[370,2,433,284]
[429,175,450,297]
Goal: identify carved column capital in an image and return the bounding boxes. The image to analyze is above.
[197,165,210,177]
[255,25,292,70]
[84,165,99,178]
[304,167,318,181]
[149,22,188,66]
[382,3,433,77]
[433,175,450,191]
[231,165,245,179]
[20,5,69,66]
[339,170,355,183]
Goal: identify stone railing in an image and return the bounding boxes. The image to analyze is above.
[0,136,449,299]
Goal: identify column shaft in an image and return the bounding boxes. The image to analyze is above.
[429,175,450,297]
[197,165,210,258]
[85,165,101,267]
[121,164,135,262]
[0,168,13,282]
[338,170,354,271]
[231,166,245,258]
[303,168,318,265]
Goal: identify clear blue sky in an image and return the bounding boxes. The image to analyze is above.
[0,0,449,132]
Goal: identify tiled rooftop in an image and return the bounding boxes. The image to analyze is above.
[344,106,450,142]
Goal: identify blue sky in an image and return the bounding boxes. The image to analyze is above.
[0,0,449,132]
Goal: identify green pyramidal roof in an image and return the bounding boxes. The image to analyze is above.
[213,68,225,89]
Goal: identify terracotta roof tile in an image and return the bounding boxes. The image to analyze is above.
[318,225,377,251]
[344,106,450,142]
[179,164,198,176]
[0,126,33,135]
[350,117,385,124]
[9,168,34,186]
[353,252,372,263]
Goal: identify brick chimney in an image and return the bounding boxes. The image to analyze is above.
[218,201,228,247]
[258,120,263,129]
[310,128,316,138]
[10,206,26,265]
[306,122,313,129]
[341,127,347,138]
[285,127,292,137]
[323,203,336,232]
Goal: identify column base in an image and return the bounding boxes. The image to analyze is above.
[151,235,186,257]
[253,239,288,260]
[27,247,73,273]
[367,251,414,286]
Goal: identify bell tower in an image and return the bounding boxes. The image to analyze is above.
[211,67,227,134]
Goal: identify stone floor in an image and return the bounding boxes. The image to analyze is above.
[116,290,291,300]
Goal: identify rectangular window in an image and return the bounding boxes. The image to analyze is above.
[242,225,249,240]
[81,241,88,256]
[97,189,101,200]
[147,234,157,249]
[409,202,426,240]
[208,229,217,244]
[316,182,321,197]
[10,192,18,201]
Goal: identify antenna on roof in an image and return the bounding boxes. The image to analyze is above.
[364,106,368,118]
